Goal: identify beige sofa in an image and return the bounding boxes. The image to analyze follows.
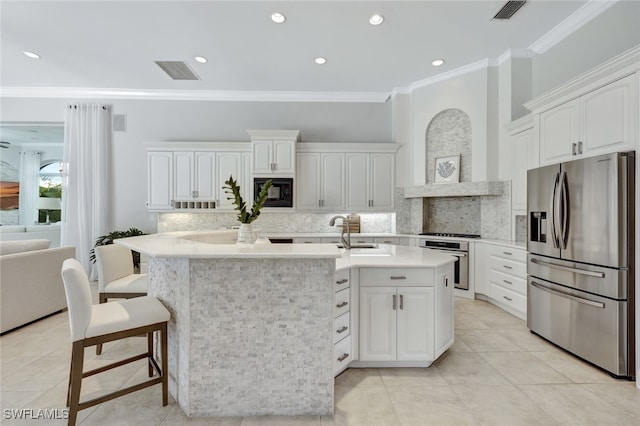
[0,224,61,247]
[0,240,76,334]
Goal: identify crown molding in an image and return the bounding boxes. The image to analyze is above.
[497,48,534,66]
[0,87,390,103]
[529,0,619,54]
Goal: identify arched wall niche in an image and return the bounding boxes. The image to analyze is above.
[425,108,472,184]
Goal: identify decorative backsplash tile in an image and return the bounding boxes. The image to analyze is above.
[425,197,481,235]
[515,214,527,242]
[426,109,472,184]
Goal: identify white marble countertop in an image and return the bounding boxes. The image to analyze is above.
[336,244,455,270]
[263,232,416,238]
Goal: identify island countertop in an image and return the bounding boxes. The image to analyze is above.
[336,245,455,270]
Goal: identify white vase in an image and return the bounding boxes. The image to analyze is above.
[237,223,255,244]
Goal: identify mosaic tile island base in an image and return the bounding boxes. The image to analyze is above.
[118,232,340,417]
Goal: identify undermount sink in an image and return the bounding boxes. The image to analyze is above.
[336,243,379,249]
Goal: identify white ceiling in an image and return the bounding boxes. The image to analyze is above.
[0,125,64,145]
[0,0,596,98]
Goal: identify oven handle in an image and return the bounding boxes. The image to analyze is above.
[423,248,466,258]
[530,280,605,309]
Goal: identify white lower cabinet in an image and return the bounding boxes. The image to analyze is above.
[333,269,352,376]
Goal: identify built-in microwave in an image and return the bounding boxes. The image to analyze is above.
[253,178,293,208]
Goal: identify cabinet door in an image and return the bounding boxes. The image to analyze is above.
[252,140,273,174]
[359,287,396,361]
[321,153,345,210]
[147,152,173,210]
[539,99,579,165]
[582,75,636,155]
[396,287,434,361]
[273,140,295,174]
[345,153,369,211]
[370,153,394,211]
[195,152,216,200]
[511,128,532,211]
[296,153,321,210]
[174,152,194,200]
[216,152,241,209]
[473,242,491,296]
[241,152,252,205]
[434,269,454,358]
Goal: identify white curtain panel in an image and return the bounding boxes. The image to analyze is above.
[62,104,112,278]
[18,151,42,225]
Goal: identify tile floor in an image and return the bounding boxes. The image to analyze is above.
[1,295,638,425]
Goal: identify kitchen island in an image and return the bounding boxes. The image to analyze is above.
[117,231,454,418]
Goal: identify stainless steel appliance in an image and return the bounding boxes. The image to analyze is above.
[419,233,479,290]
[253,177,293,207]
[527,151,635,379]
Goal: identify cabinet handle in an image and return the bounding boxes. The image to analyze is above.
[336,326,348,334]
[503,280,512,285]
[336,279,349,285]
[399,295,404,310]
[445,276,449,287]
[383,240,392,243]
[392,294,397,310]
[502,251,512,256]
[572,142,577,155]
[390,276,406,280]
[503,296,513,302]
[336,301,348,309]
[578,141,583,154]
[337,353,349,362]
[503,265,513,270]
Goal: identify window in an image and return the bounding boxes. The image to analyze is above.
[39,161,62,223]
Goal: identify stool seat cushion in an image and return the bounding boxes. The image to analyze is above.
[85,296,169,339]
[104,274,147,294]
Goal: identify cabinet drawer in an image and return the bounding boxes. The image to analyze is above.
[489,255,526,278]
[321,237,342,244]
[334,288,350,317]
[360,267,431,286]
[293,238,320,244]
[490,283,526,314]
[351,236,374,244]
[333,335,352,376]
[490,269,527,295]
[334,312,350,344]
[488,245,527,263]
[335,269,350,293]
[374,237,399,245]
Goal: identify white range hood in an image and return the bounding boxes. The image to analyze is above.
[403,181,507,198]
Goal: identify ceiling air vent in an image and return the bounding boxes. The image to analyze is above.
[493,1,527,20]
[154,61,200,80]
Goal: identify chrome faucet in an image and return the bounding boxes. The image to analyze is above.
[329,215,351,250]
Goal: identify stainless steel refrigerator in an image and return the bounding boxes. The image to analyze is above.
[527,151,635,379]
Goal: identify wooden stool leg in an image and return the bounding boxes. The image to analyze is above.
[161,323,168,406]
[66,345,75,407]
[68,341,85,426]
[147,331,154,377]
[96,294,107,355]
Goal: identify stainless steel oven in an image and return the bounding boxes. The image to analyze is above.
[419,234,478,290]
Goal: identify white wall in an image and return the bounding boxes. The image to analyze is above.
[408,67,494,186]
[391,93,411,187]
[1,97,392,232]
[532,0,640,97]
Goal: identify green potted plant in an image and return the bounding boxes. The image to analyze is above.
[89,227,146,271]
[223,175,272,243]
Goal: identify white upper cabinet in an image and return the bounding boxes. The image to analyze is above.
[216,152,242,210]
[511,128,533,212]
[346,153,394,212]
[248,130,300,175]
[173,152,195,200]
[147,151,173,211]
[539,74,637,165]
[297,153,345,211]
[174,152,216,201]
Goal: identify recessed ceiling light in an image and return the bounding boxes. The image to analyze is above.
[432,59,445,67]
[194,56,208,64]
[369,14,384,26]
[271,12,286,24]
[314,57,327,65]
[22,51,41,59]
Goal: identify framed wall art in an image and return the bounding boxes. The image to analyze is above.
[434,154,460,184]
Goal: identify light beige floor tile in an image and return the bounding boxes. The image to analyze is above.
[434,352,510,385]
[448,338,472,354]
[479,352,572,385]
[386,384,480,426]
[580,383,640,415]
[159,405,241,425]
[473,311,525,330]
[529,351,619,384]
[454,311,490,330]
[326,385,400,426]
[452,384,558,426]
[241,415,321,425]
[519,383,638,426]
[493,329,560,352]
[334,368,383,388]
[0,391,42,411]
[1,355,70,391]
[455,330,521,352]
[378,367,447,386]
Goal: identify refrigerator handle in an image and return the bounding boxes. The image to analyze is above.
[550,172,560,248]
[559,171,570,249]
